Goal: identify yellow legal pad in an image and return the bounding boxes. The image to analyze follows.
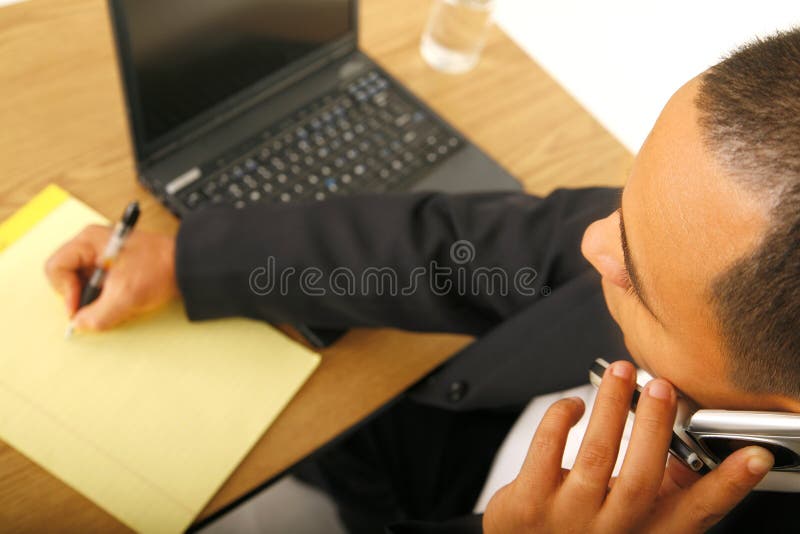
[0,186,321,533]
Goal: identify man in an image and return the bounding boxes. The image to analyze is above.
[45,29,799,532]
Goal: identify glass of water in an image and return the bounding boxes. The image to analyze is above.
[420,0,495,74]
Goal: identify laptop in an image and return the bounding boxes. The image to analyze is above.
[108,0,521,345]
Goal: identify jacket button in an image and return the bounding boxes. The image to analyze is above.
[448,380,468,402]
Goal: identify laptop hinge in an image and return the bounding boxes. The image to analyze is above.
[144,39,357,168]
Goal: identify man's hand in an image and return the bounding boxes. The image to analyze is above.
[45,224,178,332]
[483,360,774,534]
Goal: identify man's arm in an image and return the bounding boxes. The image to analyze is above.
[176,188,620,335]
[44,187,619,333]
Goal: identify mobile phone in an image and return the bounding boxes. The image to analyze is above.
[589,358,710,473]
[589,358,800,491]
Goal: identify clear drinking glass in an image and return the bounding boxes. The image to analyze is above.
[420,0,495,74]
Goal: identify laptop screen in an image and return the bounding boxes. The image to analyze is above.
[113,0,354,157]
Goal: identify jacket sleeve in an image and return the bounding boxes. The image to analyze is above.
[175,187,621,335]
[385,514,483,534]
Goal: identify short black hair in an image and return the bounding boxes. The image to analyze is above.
[696,28,800,399]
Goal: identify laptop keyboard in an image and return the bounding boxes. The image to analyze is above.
[176,70,464,211]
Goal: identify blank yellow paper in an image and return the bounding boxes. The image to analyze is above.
[0,186,320,533]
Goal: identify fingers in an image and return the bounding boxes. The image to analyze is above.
[45,241,95,316]
[517,397,585,499]
[601,378,677,530]
[61,272,82,316]
[45,225,111,315]
[563,360,635,507]
[672,446,773,533]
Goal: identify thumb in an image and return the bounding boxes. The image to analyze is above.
[664,454,703,491]
[676,446,773,532]
[71,291,129,332]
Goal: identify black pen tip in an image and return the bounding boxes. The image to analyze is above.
[122,201,140,227]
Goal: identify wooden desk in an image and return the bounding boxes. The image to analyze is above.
[0,0,632,531]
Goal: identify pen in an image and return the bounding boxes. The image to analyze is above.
[65,201,140,338]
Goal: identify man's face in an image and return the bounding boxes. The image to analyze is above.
[582,78,792,411]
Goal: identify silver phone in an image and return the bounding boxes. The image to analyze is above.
[589,358,800,492]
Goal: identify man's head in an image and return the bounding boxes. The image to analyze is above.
[581,28,800,412]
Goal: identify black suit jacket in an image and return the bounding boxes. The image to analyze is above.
[175,188,794,533]
[176,187,629,411]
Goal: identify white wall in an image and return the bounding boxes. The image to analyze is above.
[494,0,800,153]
